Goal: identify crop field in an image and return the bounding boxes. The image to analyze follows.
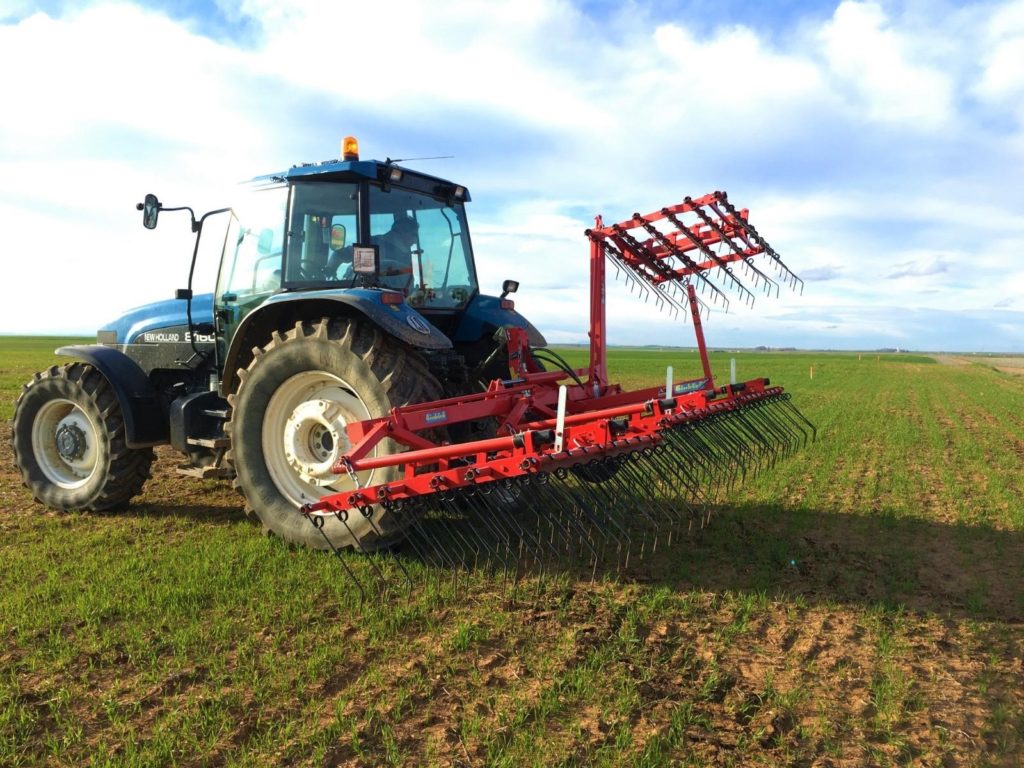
[1,337,1022,767]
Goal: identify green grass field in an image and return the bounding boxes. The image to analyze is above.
[1,338,1022,767]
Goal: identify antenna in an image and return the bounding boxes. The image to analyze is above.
[385,155,455,165]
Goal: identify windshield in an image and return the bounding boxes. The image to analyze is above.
[367,185,478,310]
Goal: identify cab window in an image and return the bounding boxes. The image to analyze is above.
[368,185,478,309]
[284,182,359,285]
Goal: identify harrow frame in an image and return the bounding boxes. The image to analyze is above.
[302,192,811,535]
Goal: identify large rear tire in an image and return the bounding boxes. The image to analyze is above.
[225,317,442,550]
[11,363,154,511]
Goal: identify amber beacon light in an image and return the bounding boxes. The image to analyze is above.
[342,136,359,161]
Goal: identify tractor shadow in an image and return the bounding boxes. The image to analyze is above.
[108,501,250,526]
[392,500,1024,624]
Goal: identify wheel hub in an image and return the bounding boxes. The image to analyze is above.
[55,422,87,461]
[32,399,99,489]
[282,399,352,485]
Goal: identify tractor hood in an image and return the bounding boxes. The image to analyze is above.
[97,294,214,345]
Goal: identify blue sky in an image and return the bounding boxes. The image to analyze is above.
[1,0,1022,352]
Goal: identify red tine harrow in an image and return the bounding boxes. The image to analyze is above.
[301,192,814,593]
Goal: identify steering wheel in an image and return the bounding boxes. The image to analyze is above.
[299,259,328,281]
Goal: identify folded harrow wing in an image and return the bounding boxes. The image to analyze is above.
[302,192,814,585]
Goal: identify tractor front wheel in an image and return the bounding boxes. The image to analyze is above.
[226,317,442,551]
[11,363,154,511]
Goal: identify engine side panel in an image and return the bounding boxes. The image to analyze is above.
[100,294,215,344]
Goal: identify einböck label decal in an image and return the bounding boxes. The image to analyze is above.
[425,409,448,425]
[673,379,707,395]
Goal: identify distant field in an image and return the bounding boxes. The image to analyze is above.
[1,337,1022,767]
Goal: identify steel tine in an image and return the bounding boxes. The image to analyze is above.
[778,393,818,443]
[392,498,441,572]
[661,425,718,488]
[599,453,667,557]
[750,397,803,459]
[567,461,637,570]
[458,489,500,572]
[545,468,611,570]
[459,487,510,575]
[363,502,414,594]
[303,509,367,605]
[435,492,482,576]
[662,426,716,487]
[468,482,525,568]
[464,484,522,586]
[538,472,601,570]
[614,452,672,553]
[534,474,579,559]
[553,465,625,569]
[513,476,556,572]
[409,505,461,574]
[745,397,801,461]
[336,509,391,595]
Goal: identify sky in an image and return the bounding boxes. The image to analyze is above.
[1,0,1022,352]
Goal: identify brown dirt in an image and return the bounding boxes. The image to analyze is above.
[933,355,1024,376]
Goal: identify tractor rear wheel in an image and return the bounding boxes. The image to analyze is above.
[11,363,154,511]
[225,317,442,551]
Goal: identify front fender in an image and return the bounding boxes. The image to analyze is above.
[55,345,168,448]
[220,290,453,395]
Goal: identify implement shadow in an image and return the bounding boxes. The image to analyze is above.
[389,500,1024,624]
[631,501,1024,623]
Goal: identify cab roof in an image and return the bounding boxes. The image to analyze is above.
[247,158,471,201]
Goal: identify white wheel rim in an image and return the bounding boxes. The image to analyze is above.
[262,371,377,506]
[31,398,99,489]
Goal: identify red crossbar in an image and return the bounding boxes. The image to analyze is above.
[306,381,779,514]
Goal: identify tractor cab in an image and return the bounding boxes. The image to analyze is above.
[210,138,506,376]
[221,143,477,309]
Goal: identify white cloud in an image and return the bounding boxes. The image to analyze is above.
[975,1,1024,123]
[0,0,1022,352]
[0,5,252,156]
[817,1,954,127]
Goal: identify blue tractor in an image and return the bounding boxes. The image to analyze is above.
[11,138,544,549]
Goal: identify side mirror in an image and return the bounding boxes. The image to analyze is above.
[330,223,347,251]
[500,279,519,299]
[138,193,160,229]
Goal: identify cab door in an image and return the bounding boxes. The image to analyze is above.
[214,185,289,369]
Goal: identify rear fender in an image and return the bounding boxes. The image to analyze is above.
[55,345,169,448]
[220,290,453,395]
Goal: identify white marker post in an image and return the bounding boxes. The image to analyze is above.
[554,384,567,453]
